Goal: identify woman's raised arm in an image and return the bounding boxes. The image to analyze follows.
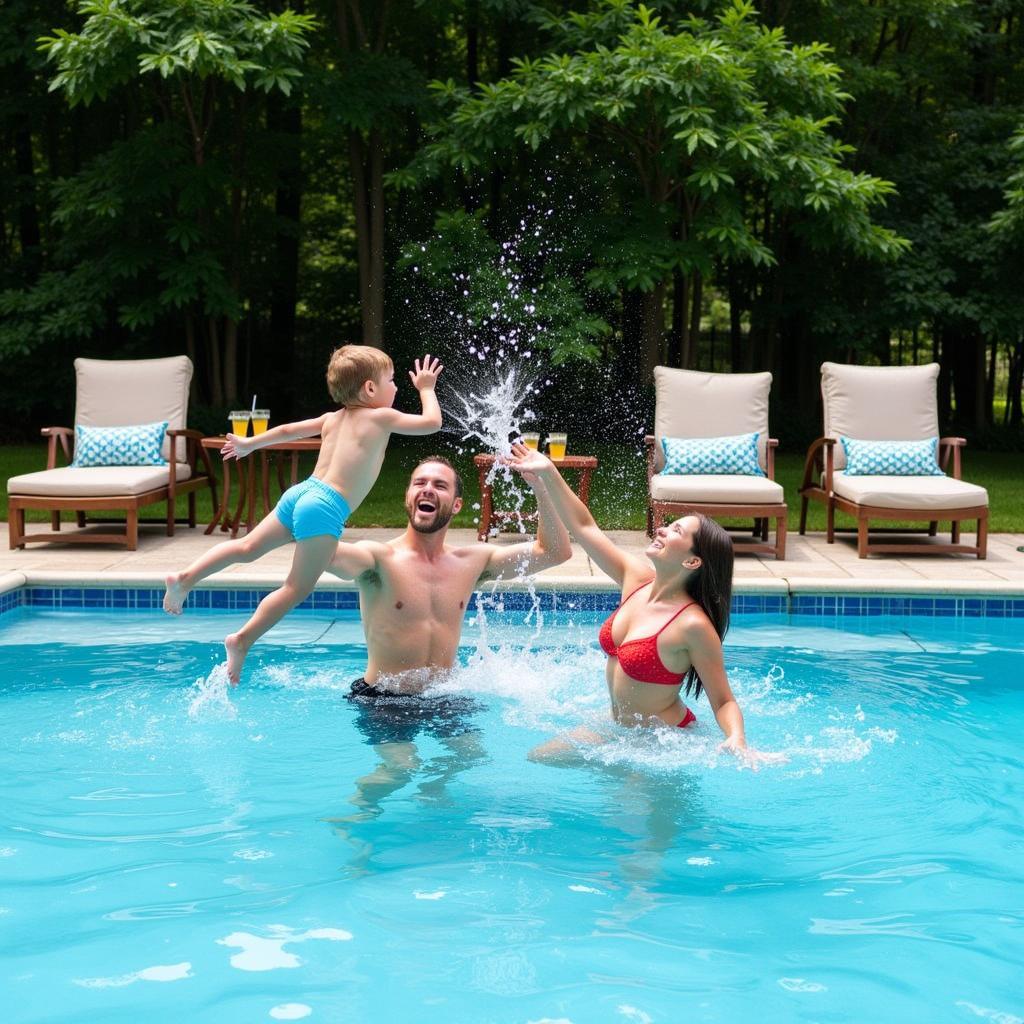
[505,443,648,588]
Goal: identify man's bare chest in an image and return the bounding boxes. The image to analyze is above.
[372,558,484,620]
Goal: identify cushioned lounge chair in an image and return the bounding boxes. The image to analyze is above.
[798,362,988,558]
[7,356,216,550]
[644,366,787,559]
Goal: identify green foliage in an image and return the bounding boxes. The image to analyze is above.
[399,209,610,363]
[412,0,907,304]
[2,0,1023,438]
[990,125,1024,237]
[39,0,316,105]
[0,123,241,360]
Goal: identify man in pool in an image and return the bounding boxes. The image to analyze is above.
[325,454,571,815]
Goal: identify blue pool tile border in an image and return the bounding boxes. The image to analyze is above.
[1,586,1024,618]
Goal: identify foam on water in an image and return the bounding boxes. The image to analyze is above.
[185,606,901,777]
[73,962,193,988]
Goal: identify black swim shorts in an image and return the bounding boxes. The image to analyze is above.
[346,677,480,747]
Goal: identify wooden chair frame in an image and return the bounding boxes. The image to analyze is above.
[644,435,787,559]
[798,436,988,558]
[8,426,217,551]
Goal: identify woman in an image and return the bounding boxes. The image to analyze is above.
[507,442,778,767]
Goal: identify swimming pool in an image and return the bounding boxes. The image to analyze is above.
[1,603,1022,1023]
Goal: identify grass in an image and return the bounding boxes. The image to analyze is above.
[1,438,1022,533]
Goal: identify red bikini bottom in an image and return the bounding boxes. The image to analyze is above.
[677,706,697,728]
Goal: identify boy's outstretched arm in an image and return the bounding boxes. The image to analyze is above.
[223,414,328,460]
[375,354,443,436]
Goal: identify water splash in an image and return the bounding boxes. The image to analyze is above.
[188,663,237,721]
[445,359,541,458]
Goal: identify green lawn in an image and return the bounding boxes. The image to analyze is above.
[2,438,1021,532]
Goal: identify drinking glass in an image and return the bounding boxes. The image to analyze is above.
[522,432,540,450]
[251,409,270,434]
[547,432,567,460]
[229,411,250,436]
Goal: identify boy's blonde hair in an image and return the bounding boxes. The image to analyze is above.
[326,344,393,405]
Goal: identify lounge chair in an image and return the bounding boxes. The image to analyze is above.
[7,356,216,550]
[799,361,988,558]
[644,366,787,558]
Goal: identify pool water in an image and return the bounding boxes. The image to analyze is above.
[1,608,1022,1024]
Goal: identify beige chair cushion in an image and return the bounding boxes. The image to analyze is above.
[832,471,988,511]
[651,474,785,505]
[8,464,192,498]
[653,366,772,472]
[821,362,939,470]
[75,356,192,463]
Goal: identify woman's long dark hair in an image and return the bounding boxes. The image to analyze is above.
[681,514,734,701]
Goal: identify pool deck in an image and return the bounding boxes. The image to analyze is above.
[1,523,1023,596]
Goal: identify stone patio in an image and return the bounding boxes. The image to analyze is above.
[2,521,1023,594]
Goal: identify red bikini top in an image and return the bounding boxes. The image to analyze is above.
[598,582,694,686]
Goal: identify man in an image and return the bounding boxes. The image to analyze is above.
[326,454,571,818]
[328,453,571,692]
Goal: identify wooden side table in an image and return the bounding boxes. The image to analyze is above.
[473,453,599,541]
[202,437,322,537]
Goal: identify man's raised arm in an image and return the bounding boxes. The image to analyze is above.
[482,475,572,580]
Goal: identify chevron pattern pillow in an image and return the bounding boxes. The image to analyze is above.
[72,421,169,467]
[660,433,764,476]
[840,436,944,476]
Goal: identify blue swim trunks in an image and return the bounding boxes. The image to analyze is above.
[275,476,351,541]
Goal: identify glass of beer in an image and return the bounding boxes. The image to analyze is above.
[251,409,270,434]
[547,432,567,460]
[229,410,250,436]
[522,432,540,450]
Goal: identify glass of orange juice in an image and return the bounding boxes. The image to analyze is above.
[251,409,270,434]
[522,432,540,450]
[547,432,567,460]
[229,410,250,436]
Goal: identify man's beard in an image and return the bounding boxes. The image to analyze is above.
[406,499,454,534]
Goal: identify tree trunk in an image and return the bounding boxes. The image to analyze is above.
[985,337,997,425]
[368,130,385,342]
[466,0,479,88]
[185,313,199,404]
[688,272,703,370]
[208,317,224,409]
[337,0,391,346]
[640,283,667,382]
[268,94,302,419]
[13,121,41,267]
[672,268,689,368]
[936,326,952,426]
[618,288,642,389]
[878,328,891,365]
[348,130,386,344]
[224,318,239,406]
[944,322,985,430]
[728,262,744,372]
[1007,337,1023,427]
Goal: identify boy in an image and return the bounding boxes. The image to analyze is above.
[164,346,443,684]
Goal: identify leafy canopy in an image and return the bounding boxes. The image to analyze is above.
[39,0,316,103]
[407,0,908,292]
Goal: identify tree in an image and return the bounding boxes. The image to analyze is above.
[411,0,907,381]
[24,0,315,406]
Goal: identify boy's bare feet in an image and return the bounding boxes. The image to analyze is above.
[163,573,189,614]
[224,633,250,686]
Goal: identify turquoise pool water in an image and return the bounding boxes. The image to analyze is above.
[1,608,1022,1023]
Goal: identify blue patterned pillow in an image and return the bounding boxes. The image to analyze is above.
[72,421,169,467]
[660,433,764,476]
[840,436,944,476]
